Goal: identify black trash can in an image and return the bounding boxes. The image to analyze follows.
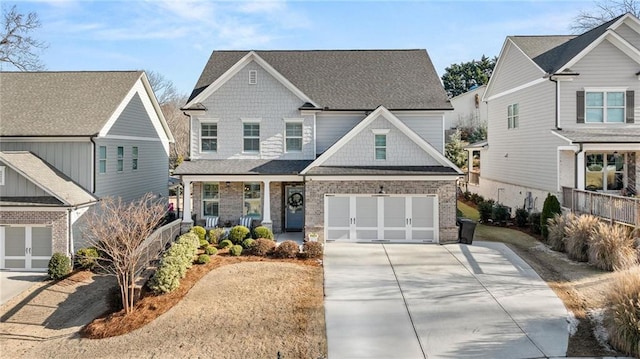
[456,218,477,244]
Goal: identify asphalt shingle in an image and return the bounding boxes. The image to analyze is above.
[173,159,313,175]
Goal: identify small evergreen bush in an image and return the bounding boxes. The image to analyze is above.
[477,201,493,223]
[253,226,274,240]
[190,226,207,242]
[197,254,210,264]
[565,214,599,262]
[208,228,225,245]
[588,223,638,271]
[605,268,640,357]
[229,244,243,256]
[515,208,528,228]
[463,191,472,202]
[273,240,300,258]
[228,225,250,244]
[302,241,323,259]
[74,247,99,270]
[149,257,182,294]
[540,193,561,240]
[48,252,71,280]
[529,212,542,234]
[492,204,510,224]
[199,239,209,248]
[205,246,217,256]
[250,238,276,256]
[218,239,233,249]
[161,250,189,278]
[242,238,255,249]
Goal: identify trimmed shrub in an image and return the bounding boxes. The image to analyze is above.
[302,241,323,259]
[148,257,182,294]
[605,268,640,357]
[228,225,251,244]
[190,226,207,242]
[565,214,599,262]
[477,201,493,223]
[253,226,274,240]
[197,254,210,264]
[208,228,225,245]
[177,232,200,252]
[529,212,542,234]
[229,245,243,256]
[492,204,510,224]
[48,252,71,280]
[205,246,217,256]
[250,238,276,256]
[242,238,255,249]
[273,240,300,259]
[588,223,638,271]
[463,190,472,202]
[470,193,484,205]
[161,248,189,278]
[218,239,233,249]
[74,247,99,270]
[515,208,528,228]
[547,213,573,252]
[199,239,209,249]
[540,193,561,240]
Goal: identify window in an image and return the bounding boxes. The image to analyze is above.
[375,134,386,160]
[586,91,625,123]
[585,153,625,191]
[99,146,107,174]
[201,123,217,152]
[243,123,260,153]
[0,166,5,186]
[507,103,519,129]
[249,70,257,85]
[132,146,138,170]
[117,146,124,172]
[202,183,219,217]
[285,122,303,152]
[243,182,261,218]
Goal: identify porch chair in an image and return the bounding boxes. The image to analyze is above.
[239,216,253,228]
[204,216,219,230]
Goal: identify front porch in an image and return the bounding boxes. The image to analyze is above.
[562,186,640,226]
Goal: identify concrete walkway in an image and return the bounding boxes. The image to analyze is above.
[323,241,569,359]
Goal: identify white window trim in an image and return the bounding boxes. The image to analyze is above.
[243,182,262,218]
[507,103,519,129]
[249,70,257,85]
[284,119,304,153]
[374,133,387,161]
[243,121,261,153]
[202,182,220,217]
[200,119,219,153]
[132,146,138,171]
[583,88,628,124]
[116,146,124,172]
[98,146,107,174]
[371,129,390,135]
[241,118,262,123]
[0,166,5,186]
[585,152,627,192]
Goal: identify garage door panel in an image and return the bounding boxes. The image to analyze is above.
[383,197,405,227]
[384,230,406,240]
[328,229,350,240]
[5,227,26,256]
[412,197,434,228]
[356,229,378,240]
[32,227,52,257]
[5,259,26,269]
[327,197,350,227]
[31,259,50,269]
[356,197,377,227]
[412,229,435,240]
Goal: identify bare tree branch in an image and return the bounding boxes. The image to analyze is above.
[0,5,47,71]
[571,0,640,32]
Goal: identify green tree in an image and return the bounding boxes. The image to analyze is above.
[445,129,467,169]
[441,55,496,98]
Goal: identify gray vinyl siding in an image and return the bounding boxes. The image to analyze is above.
[0,141,92,191]
[316,113,363,154]
[482,80,566,193]
[614,23,640,51]
[94,138,168,201]
[107,93,159,138]
[191,61,314,160]
[559,40,640,130]
[0,163,48,197]
[486,41,545,98]
[397,114,445,153]
[323,115,440,166]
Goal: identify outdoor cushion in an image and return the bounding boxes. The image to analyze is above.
[239,216,252,228]
[205,216,219,228]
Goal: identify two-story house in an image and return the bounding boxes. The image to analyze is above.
[0,71,174,270]
[175,50,463,243]
[472,14,639,224]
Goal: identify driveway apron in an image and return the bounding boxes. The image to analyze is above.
[323,241,569,359]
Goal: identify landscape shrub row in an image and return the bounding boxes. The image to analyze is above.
[189,224,275,246]
[148,232,199,294]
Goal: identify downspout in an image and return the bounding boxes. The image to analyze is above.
[575,143,583,189]
[548,75,560,130]
[67,207,73,257]
[90,135,97,193]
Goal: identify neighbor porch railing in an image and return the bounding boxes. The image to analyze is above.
[562,187,640,227]
[134,218,182,277]
[467,170,480,185]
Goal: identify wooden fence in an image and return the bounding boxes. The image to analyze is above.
[562,187,639,227]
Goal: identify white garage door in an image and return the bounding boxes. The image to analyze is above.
[0,226,53,271]
[325,194,438,243]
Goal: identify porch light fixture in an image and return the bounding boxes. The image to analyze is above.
[379,186,385,194]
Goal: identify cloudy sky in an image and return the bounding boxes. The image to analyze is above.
[6,0,600,96]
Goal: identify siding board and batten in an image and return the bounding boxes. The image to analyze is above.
[0,164,48,197]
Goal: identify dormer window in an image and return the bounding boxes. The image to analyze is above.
[372,129,390,160]
[249,70,257,85]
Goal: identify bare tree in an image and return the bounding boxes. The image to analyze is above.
[83,193,166,313]
[0,5,47,70]
[571,0,640,32]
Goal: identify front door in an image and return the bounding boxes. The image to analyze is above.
[0,226,53,271]
[285,186,304,231]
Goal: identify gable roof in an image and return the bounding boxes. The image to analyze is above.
[0,151,97,207]
[0,71,169,138]
[187,50,452,111]
[301,106,462,175]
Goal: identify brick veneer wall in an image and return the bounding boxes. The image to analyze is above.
[0,210,69,254]
[304,179,458,244]
[270,182,283,233]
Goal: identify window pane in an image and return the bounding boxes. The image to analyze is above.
[202,138,217,152]
[586,108,603,122]
[244,138,259,152]
[607,108,624,122]
[99,161,106,173]
[286,138,302,151]
[203,201,219,216]
[512,103,519,115]
[508,105,513,117]
[608,154,624,171]
[586,92,603,106]
[375,148,386,160]
[203,183,219,199]
[586,154,603,170]
[117,160,123,172]
[375,135,386,146]
[99,146,107,159]
[607,173,624,190]
[244,183,261,218]
[607,92,624,107]
[243,123,259,136]
[202,123,217,137]
[132,147,138,157]
[286,123,302,136]
[117,147,124,158]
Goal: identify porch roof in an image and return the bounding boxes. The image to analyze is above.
[304,165,460,176]
[174,159,313,175]
[552,128,640,144]
[0,196,63,207]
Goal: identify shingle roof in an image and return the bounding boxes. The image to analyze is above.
[0,71,143,136]
[509,14,624,73]
[174,159,313,175]
[0,151,97,206]
[188,50,452,110]
[553,128,640,143]
[0,197,63,207]
[304,166,460,176]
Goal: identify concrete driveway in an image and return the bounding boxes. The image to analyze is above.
[323,241,569,359]
[0,271,47,306]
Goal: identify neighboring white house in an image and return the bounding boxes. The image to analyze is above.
[444,85,488,131]
[0,71,174,270]
[470,14,640,223]
[175,50,463,243]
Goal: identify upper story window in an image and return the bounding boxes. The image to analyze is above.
[285,121,303,152]
[117,146,124,172]
[507,103,519,129]
[202,183,219,217]
[243,122,260,153]
[586,91,625,123]
[375,134,386,160]
[132,146,138,170]
[201,122,218,152]
[249,70,257,85]
[0,166,5,186]
[99,146,107,174]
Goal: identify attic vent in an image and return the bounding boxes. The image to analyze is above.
[249,70,257,85]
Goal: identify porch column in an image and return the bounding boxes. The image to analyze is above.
[262,180,272,231]
[182,179,192,224]
[577,152,585,190]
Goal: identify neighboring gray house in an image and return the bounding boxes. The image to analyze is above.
[176,50,462,243]
[0,71,174,270]
[471,14,640,224]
